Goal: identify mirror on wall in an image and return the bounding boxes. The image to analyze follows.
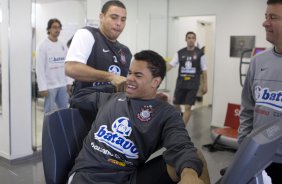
[31,0,87,150]
[0,4,2,113]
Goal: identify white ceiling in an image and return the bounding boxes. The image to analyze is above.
[35,0,85,4]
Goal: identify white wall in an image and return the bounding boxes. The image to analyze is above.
[122,0,168,89]
[34,1,87,53]
[168,0,271,127]
[0,0,33,159]
[86,0,168,60]
[0,0,11,159]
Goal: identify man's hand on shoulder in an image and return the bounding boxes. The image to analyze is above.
[109,74,126,92]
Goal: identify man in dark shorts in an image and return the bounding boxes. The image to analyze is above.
[167,32,207,126]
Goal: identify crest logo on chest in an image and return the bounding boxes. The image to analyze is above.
[137,105,153,122]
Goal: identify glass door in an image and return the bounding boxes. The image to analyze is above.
[31,0,87,150]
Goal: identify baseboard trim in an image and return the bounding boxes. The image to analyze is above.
[0,150,42,165]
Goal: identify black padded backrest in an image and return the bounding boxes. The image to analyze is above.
[42,108,89,184]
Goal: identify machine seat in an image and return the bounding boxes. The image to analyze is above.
[203,103,240,152]
[42,108,89,184]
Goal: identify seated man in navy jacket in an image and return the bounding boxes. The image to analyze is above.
[68,50,204,184]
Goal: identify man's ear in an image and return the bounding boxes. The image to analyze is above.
[152,77,162,88]
[99,13,104,20]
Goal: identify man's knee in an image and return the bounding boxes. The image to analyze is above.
[184,105,192,112]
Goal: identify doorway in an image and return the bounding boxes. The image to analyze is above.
[166,15,216,108]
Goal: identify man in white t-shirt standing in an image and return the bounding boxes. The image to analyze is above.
[36,18,72,114]
[64,1,132,95]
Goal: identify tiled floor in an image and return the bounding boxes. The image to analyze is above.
[0,154,45,184]
[0,105,235,184]
[188,106,235,183]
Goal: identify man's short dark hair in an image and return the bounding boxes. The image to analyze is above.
[186,31,196,39]
[46,18,62,35]
[101,0,126,14]
[267,0,282,4]
[134,50,166,81]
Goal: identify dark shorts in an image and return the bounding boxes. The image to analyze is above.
[173,87,198,105]
[135,155,176,184]
[265,162,282,184]
[69,156,176,184]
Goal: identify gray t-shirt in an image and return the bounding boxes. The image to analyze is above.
[239,47,282,143]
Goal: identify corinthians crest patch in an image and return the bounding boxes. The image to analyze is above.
[118,49,126,65]
[137,105,153,122]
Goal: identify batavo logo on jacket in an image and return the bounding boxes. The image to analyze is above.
[94,117,139,159]
[48,56,65,63]
[255,86,282,111]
